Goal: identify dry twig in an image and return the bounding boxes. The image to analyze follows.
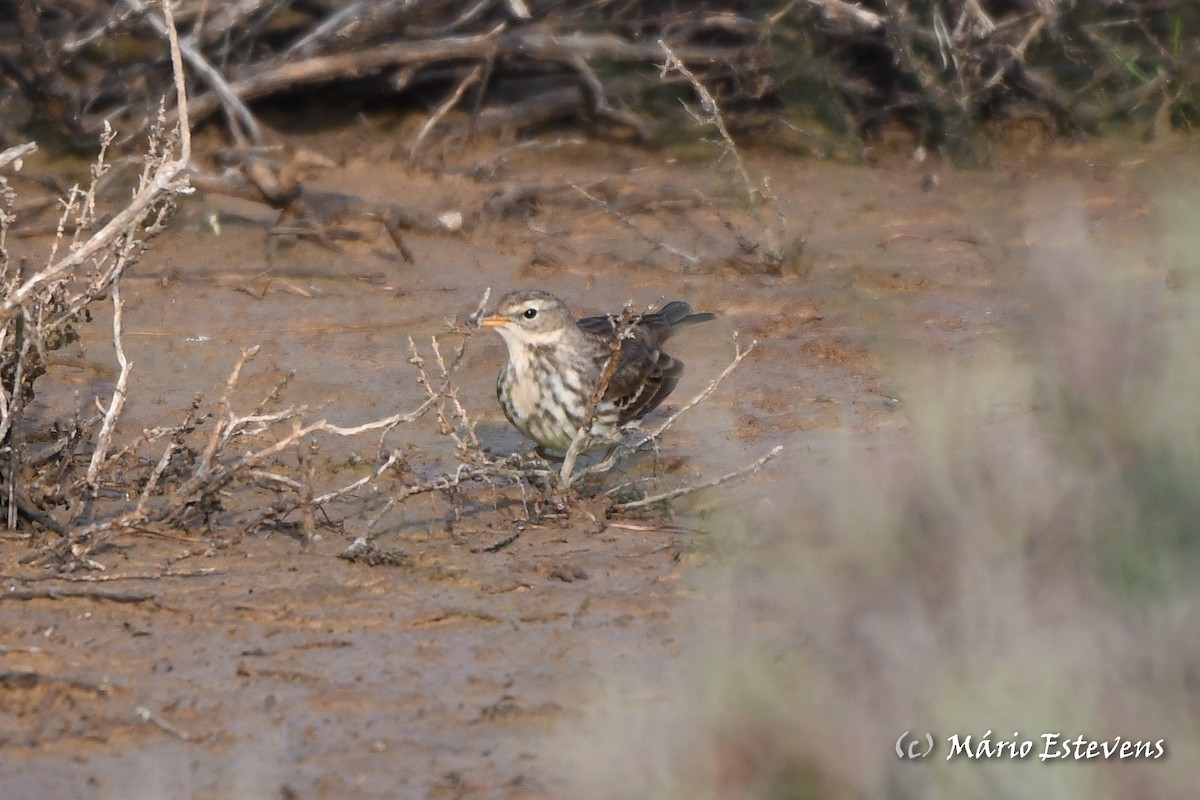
[559,304,636,486]
[610,445,783,511]
[566,180,699,269]
[1,0,192,540]
[658,40,794,273]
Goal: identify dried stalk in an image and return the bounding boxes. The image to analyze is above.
[124,0,263,144]
[410,63,484,161]
[610,445,783,511]
[658,40,791,272]
[85,276,130,486]
[560,305,636,486]
[2,0,192,540]
[566,180,699,269]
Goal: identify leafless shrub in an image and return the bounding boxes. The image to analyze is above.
[2,0,193,547]
[0,1,766,150]
[659,41,802,275]
[341,306,779,562]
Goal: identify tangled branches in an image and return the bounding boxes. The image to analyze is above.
[2,1,1195,156]
[1,0,193,559]
[804,0,1200,149]
[0,0,768,149]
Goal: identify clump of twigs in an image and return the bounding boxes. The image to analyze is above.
[7,260,773,570]
[2,0,193,549]
[659,40,800,275]
[344,296,781,563]
[35,320,484,567]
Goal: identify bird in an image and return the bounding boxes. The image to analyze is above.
[479,289,715,453]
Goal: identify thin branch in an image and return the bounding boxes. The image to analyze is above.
[566,180,699,268]
[175,31,734,128]
[1,587,157,602]
[572,337,757,482]
[612,445,783,511]
[86,275,131,485]
[635,337,755,447]
[560,305,636,485]
[0,0,192,320]
[658,40,790,270]
[410,64,484,161]
[126,0,260,144]
[161,0,191,164]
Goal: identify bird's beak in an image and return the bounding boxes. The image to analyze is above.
[479,314,508,328]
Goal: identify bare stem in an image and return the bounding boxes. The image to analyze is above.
[86,275,131,485]
[612,445,783,511]
[410,63,484,161]
[560,304,636,486]
[566,180,699,268]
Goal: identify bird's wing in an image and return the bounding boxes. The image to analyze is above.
[577,309,673,349]
[601,341,684,424]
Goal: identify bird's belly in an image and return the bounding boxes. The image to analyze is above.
[507,374,541,419]
[498,353,619,451]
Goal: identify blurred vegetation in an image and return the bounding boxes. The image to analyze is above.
[559,182,1200,800]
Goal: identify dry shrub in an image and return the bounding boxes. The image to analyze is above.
[2,2,1195,159]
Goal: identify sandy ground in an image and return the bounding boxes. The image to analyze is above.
[2,129,1197,798]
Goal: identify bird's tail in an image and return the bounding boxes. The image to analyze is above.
[657,301,716,328]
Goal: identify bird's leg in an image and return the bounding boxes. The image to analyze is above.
[534,445,563,461]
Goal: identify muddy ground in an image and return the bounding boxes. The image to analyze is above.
[2,128,1198,799]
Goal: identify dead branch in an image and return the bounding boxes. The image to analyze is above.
[610,444,783,511]
[637,336,756,448]
[33,292,493,565]
[176,31,738,130]
[124,0,262,145]
[85,276,130,486]
[659,40,792,273]
[560,304,637,486]
[1,587,156,603]
[566,179,700,269]
[411,63,485,161]
[1,128,190,320]
[2,567,223,582]
[1,0,192,539]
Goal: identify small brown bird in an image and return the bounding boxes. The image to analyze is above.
[480,290,714,452]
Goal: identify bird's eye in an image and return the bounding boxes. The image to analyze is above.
[523,308,538,319]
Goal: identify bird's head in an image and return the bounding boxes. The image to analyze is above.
[480,290,574,346]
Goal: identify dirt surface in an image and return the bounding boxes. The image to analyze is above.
[2,131,1198,798]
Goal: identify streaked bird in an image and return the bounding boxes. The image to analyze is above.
[480,289,714,452]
